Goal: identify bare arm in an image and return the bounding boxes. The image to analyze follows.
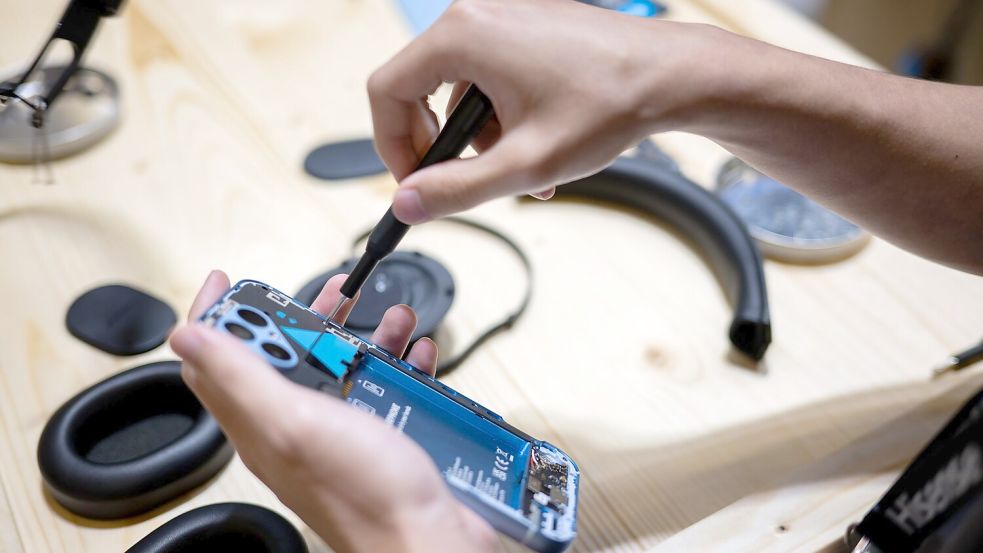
[676,30,983,273]
[369,0,983,274]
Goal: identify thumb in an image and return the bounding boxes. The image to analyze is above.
[392,134,542,223]
[171,324,303,439]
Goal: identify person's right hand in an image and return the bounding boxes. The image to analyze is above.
[368,0,721,224]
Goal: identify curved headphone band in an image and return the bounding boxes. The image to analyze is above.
[552,155,772,360]
[351,216,533,376]
[351,154,771,368]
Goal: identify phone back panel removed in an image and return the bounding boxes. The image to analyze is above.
[200,280,578,552]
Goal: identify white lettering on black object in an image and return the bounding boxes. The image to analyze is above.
[885,443,983,534]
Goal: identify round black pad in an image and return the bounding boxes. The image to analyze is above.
[38,361,234,519]
[66,284,177,356]
[296,251,454,342]
[303,138,387,180]
[126,503,308,553]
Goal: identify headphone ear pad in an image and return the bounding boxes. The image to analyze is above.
[125,503,309,553]
[38,361,233,519]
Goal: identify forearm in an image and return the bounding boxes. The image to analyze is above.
[656,25,983,274]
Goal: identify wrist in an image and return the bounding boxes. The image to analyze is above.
[631,22,782,136]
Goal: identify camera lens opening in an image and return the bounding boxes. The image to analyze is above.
[238,309,268,327]
[262,343,291,360]
[225,322,254,340]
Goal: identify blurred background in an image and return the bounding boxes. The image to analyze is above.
[784,0,983,84]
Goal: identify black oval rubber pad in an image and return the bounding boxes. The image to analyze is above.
[303,138,388,180]
[66,284,177,355]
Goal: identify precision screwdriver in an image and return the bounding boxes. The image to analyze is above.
[932,337,983,378]
[328,85,495,321]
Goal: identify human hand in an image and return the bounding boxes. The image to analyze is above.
[169,271,498,553]
[369,0,719,223]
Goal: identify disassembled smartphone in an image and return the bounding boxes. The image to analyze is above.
[200,280,579,552]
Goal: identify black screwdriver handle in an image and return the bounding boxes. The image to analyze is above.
[340,85,495,299]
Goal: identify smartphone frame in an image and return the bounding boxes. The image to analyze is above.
[200,280,579,552]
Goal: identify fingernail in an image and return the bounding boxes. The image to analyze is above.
[170,326,205,361]
[204,269,221,286]
[393,188,428,224]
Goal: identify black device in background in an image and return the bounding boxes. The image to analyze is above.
[899,0,982,82]
[848,384,983,553]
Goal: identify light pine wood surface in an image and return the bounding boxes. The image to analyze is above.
[0,1,981,552]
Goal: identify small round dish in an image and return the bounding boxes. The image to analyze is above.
[0,65,120,163]
[715,157,869,263]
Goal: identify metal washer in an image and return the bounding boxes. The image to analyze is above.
[0,65,120,163]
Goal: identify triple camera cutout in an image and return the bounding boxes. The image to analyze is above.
[217,304,298,370]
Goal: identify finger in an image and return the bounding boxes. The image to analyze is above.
[368,21,471,181]
[445,81,470,119]
[470,116,502,153]
[173,323,390,480]
[188,270,231,322]
[368,62,444,181]
[410,98,441,162]
[457,504,499,552]
[392,130,544,223]
[529,187,556,200]
[171,325,304,440]
[310,274,360,324]
[370,304,417,357]
[405,337,438,377]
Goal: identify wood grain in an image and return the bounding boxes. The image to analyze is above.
[0,1,981,552]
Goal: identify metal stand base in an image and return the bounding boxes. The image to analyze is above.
[0,65,119,164]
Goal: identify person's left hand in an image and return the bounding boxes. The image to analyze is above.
[170,270,498,553]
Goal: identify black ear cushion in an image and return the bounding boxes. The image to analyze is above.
[125,503,309,553]
[66,284,177,356]
[38,361,234,519]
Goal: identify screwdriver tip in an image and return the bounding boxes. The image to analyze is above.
[328,295,351,323]
[932,356,962,379]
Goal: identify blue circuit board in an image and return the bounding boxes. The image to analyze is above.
[346,352,532,508]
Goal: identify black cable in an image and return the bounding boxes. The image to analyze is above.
[351,216,533,376]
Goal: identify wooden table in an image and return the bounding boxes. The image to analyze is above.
[1,1,981,551]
